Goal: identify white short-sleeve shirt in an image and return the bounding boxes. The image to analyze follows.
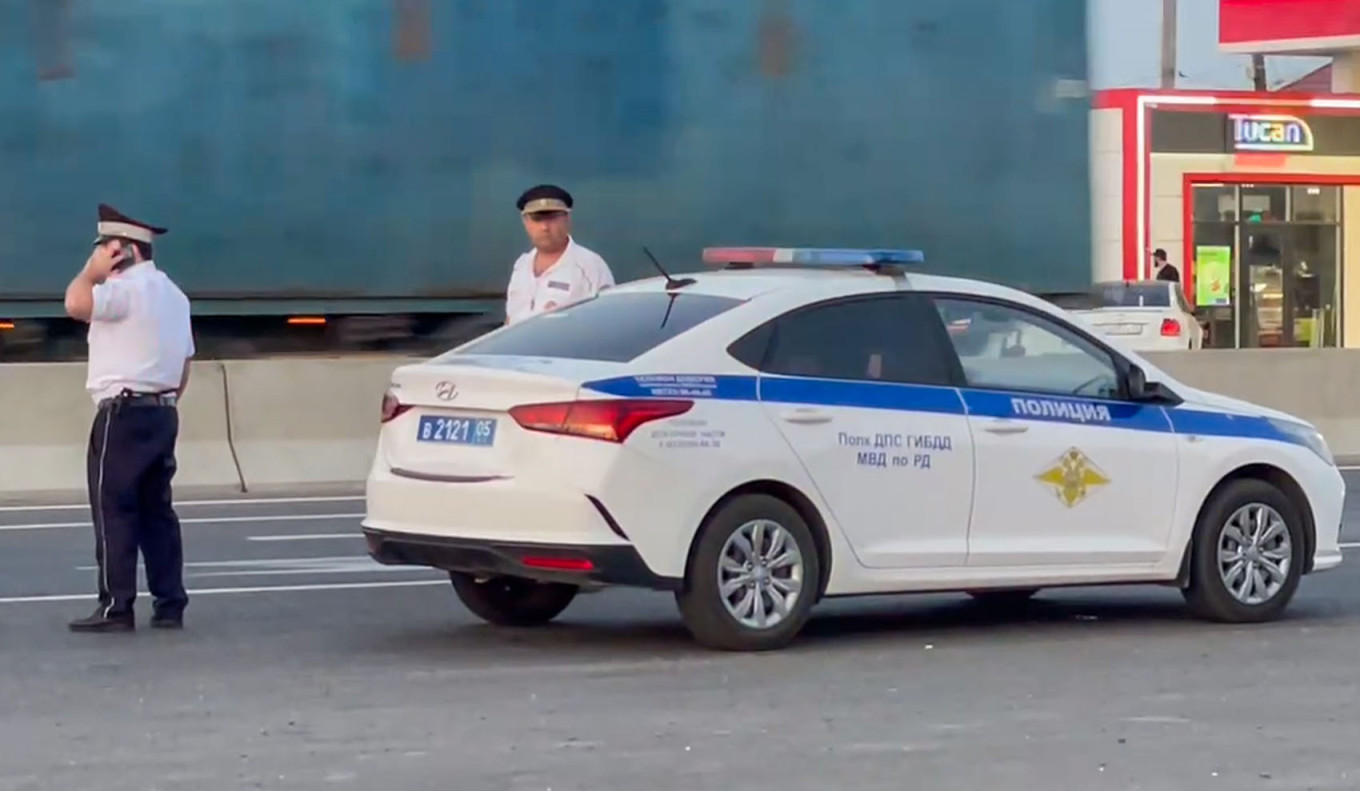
[504,237,615,325]
[85,260,196,404]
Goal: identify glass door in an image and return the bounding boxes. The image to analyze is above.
[1289,187,1342,348]
[1238,226,1287,347]
[1237,222,1340,348]
[1189,184,1238,348]
[1286,223,1340,348]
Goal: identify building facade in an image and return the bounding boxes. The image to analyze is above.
[1088,1,1360,350]
[1092,90,1360,350]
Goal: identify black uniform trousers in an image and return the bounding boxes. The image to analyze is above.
[87,392,189,618]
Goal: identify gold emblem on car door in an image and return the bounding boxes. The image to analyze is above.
[1036,447,1110,508]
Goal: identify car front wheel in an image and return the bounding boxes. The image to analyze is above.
[676,494,821,652]
[449,572,579,626]
[1182,478,1305,623]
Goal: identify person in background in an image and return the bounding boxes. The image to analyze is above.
[62,203,195,633]
[1153,248,1181,282]
[503,184,615,325]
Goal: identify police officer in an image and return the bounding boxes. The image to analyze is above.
[504,184,615,325]
[62,204,195,633]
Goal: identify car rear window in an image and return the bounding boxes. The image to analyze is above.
[1093,282,1170,308]
[1036,291,1099,310]
[446,291,744,363]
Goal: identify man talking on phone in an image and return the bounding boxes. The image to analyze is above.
[63,203,195,633]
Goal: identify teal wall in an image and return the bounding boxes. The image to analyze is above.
[0,0,1091,314]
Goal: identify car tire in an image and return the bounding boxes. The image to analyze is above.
[1181,478,1305,623]
[676,494,821,652]
[449,572,578,627]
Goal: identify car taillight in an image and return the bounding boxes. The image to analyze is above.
[1160,318,1182,337]
[508,399,693,443]
[380,389,412,423]
[521,556,595,572]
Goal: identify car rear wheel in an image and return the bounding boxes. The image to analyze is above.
[1182,478,1305,623]
[676,494,821,652]
[449,572,579,626]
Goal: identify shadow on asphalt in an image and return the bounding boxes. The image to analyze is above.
[799,594,1198,644]
[798,588,1348,647]
[358,586,1353,661]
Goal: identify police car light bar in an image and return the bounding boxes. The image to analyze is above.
[701,247,925,267]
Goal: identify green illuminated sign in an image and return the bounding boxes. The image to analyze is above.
[1195,245,1232,306]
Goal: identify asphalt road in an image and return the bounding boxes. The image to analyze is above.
[2,476,1360,790]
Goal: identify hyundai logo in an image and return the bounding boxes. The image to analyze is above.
[435,381,458,401]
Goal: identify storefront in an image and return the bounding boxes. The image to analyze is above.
[1091,89,1360,348]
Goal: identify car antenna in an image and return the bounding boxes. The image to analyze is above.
[643,246,696,290]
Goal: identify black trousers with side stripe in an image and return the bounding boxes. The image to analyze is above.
[86,398,189,618]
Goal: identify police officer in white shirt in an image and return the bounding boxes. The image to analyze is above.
[504,184,615,325]
[62,204,195,633]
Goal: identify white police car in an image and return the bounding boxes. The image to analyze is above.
[362,247,1345,651]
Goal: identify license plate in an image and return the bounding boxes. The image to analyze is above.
[1099,323,1142,335]
[416,415,497,446]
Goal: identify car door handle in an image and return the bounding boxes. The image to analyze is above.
[983,420,1029,435]
[780,408,832,425]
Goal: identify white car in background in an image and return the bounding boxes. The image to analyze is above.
[1069,280,1204,351]
[361,248,1342,652]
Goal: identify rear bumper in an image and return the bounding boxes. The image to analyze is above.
[363,527,682,591]
[366,461,624,546]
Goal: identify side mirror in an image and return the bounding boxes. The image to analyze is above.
[1125,362,1180,404]
[1126,363,1148,398]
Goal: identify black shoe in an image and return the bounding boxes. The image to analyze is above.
[68,608,134,633]
[150,612,183,629]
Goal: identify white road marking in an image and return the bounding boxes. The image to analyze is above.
[1340,542,1360,549]
[0,495,364,513]
[72,556,413,579]
[0,579,446,605]
[183,567,418,579]
[74,556,389,574]
[0,513,365,532]
[246,533,361,542]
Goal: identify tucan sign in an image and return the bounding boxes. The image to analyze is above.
[1230,114,1315,152]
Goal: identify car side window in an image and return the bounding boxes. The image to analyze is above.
[727,322,773,370]
[755,294,957,386]
[933,296,1122,400]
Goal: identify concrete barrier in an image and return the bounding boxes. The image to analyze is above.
[221,356,413,490]
[1143,348,1360,462]
[0,361,243,501]
[3,349,1358,501]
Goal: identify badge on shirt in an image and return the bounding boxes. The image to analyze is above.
[547,280,571,291]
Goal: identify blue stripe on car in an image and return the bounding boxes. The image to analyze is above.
[581,373,1306,449]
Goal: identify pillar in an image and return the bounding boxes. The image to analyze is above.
[1333,52,1360,93]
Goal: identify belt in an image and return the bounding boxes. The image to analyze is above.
[99,388,178,410]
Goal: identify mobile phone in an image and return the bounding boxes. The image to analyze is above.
[110,241,134,271]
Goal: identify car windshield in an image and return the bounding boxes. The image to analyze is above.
[442,291,744,363]
[1092,281,1170,308]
